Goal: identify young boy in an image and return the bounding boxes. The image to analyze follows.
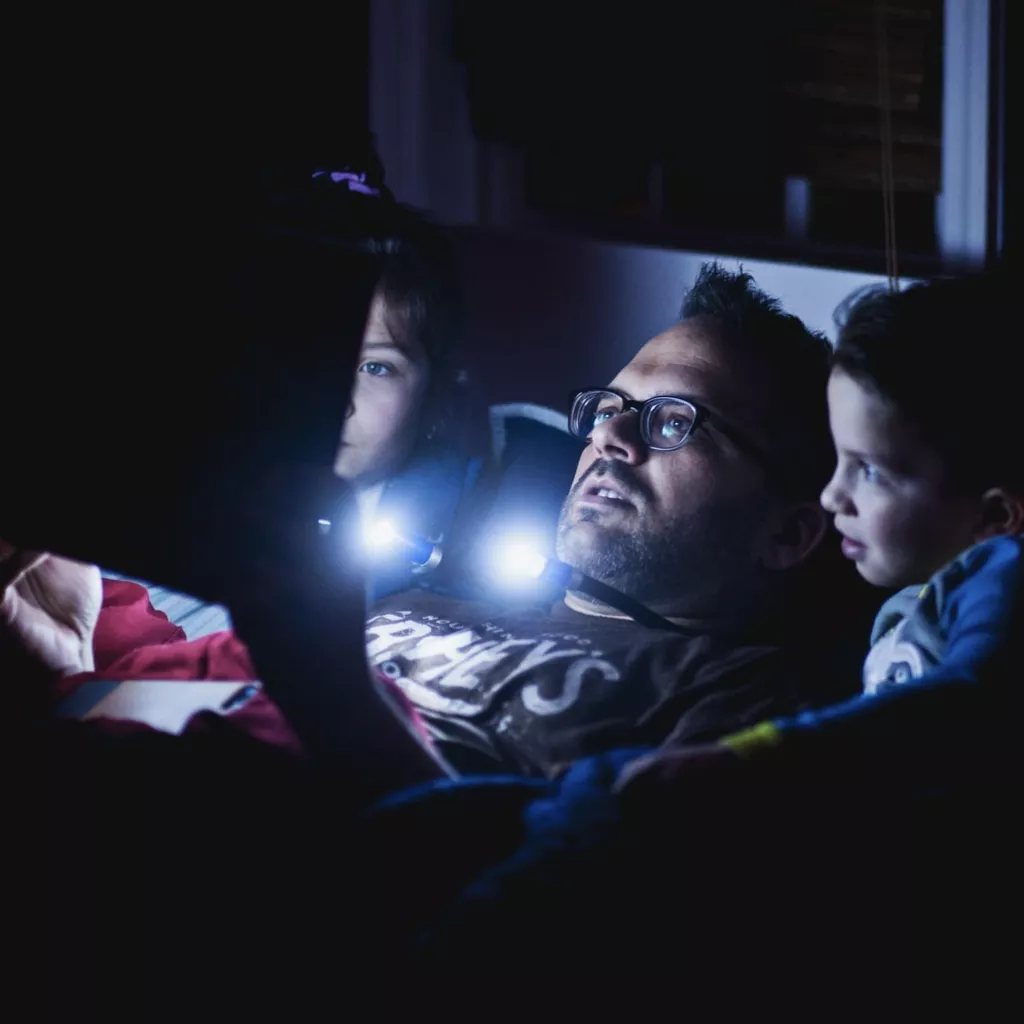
[820,271,1023,696]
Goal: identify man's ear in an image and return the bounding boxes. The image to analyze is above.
[975,488,1024,541]
[760,501,829,572]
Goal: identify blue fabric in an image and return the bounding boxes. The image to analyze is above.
[518,746,646,839]
[372,747,645,836]
[410,748,649,950]
[774,535,1024,752]
[373,771,547,815]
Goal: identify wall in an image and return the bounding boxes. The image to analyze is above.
[371,0,995,271]
[455,226,896,411]
[368,1,953,412]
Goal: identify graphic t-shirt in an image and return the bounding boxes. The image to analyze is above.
[366,591,832,776]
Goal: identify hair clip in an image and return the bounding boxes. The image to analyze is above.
[311,169,381,197]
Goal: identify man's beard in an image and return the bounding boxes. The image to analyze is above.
[556,461,763,611]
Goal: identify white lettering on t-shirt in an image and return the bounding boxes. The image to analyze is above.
[364,611,623,719]
[521,656,621,715]
[433,638,534,689]
[511,639,586,676]
[365,614,432,658]
[397,630,491,683]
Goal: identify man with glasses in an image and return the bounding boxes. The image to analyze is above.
[364,263,858,775]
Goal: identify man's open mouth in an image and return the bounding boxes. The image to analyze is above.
[578,479,636,509]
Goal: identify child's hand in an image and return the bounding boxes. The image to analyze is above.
[0,542,102,677]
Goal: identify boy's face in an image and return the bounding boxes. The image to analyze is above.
[820,369,979,589]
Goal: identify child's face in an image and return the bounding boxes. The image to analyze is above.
[333,290,430,488]
[820,369,979,589]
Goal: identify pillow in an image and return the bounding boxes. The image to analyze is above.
[485,405,581,555]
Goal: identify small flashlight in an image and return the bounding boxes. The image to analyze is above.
[494,542,549,582]
[487,535,680,631]
[365,518,442,570]
[365,518,400,550]
[487,534,572,591]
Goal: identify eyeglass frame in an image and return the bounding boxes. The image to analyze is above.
[568,386,776,468]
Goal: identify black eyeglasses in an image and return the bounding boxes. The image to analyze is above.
[569,387,772,465]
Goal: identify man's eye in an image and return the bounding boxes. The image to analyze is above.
[592,407,617,425]
[660,417,690,441]
[360,361,394,378]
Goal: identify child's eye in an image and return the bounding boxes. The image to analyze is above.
[360,361,395,378]
[858,461,883,484]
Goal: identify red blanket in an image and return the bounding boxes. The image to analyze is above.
[68,579,294,751]
[69,579,428,752]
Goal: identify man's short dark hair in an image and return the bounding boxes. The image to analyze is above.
[833,269,1020,497]
[680,262,834,499]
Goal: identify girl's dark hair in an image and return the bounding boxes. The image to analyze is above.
[262,161,467,457]
[367,207,466,455]
[833,269,1020,496]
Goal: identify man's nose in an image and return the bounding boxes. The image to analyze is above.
[590,410,645,464]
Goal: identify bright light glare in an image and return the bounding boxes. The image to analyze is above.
[493,541,548,583]
[365,518,399,551]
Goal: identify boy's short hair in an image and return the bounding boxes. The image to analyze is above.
[833,269,1020,497]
